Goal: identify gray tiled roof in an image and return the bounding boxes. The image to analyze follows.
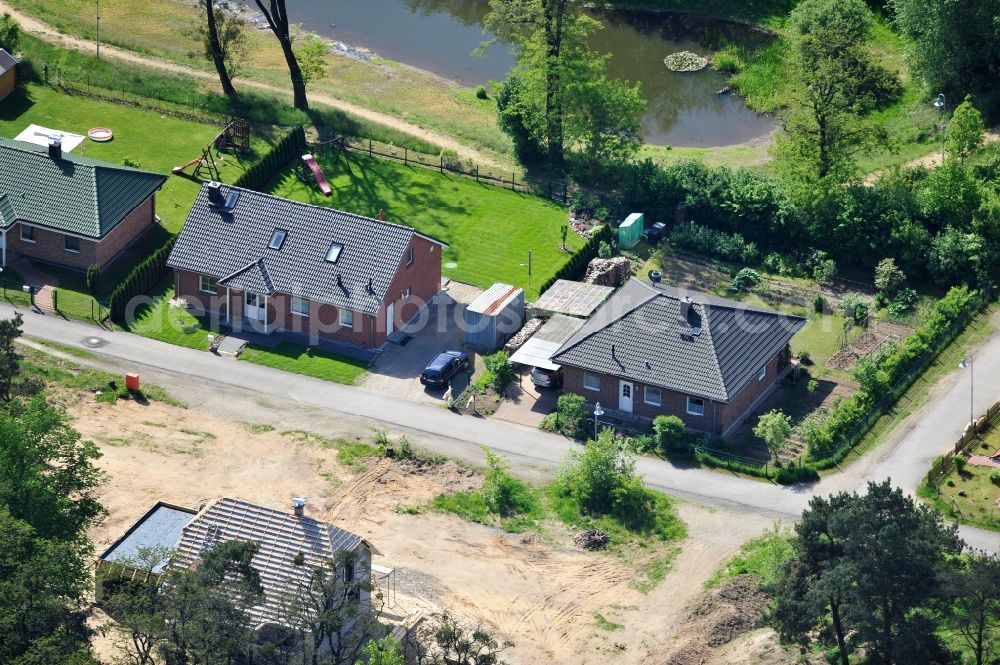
[168,183,444,315]
[0,138,167,238]
[0,49,17,74]
[552,279,806,402]
[171,497,372,629]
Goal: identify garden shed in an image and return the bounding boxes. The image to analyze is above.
[618,212,644,249]
[464,282,525,352]
[0,49,17,102]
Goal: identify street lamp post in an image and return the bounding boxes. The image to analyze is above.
[960,353,974,432]
[593,402,604,440]
[933,93,946,163]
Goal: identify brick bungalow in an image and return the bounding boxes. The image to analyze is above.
[0,137,167,271]
[551,278,806,438]
[167,182,446,349]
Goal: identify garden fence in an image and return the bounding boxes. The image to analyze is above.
[813,290,994,467]
[325,136,570,204]
[927,402,1000,487]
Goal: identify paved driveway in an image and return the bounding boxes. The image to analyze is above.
[359,282,483,405]
[494,380,558,427]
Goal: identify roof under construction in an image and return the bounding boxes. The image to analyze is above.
[532,279,614,317]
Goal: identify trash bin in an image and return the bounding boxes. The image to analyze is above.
[125,373,141,391]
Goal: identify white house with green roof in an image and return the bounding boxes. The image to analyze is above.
[0,136,167,272]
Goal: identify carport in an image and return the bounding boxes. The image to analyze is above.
[497,314,584,427]
[509,314,586,371]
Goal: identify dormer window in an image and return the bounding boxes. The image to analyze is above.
[268,229,287,250]
[325,242,343,263]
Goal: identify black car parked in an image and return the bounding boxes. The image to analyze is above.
[420,350,471,387]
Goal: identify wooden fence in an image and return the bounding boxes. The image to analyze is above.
[327,136,570,203]
[928,400,1000,486]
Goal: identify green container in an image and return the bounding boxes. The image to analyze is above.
[618,212,644,249]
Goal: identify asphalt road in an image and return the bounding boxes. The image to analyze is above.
[5,303,999,551]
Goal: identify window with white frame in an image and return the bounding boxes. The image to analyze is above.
[19,225,35,243]
[644,386,662,407]
[406,248,414,265]
[758,365,767,381]
[402,287,411,299]
[199,275,217,294]
[687,396,705,416]
[339,308,354,328]
[64,235,80,253]
[291,296,309,316]
[583,372,601,392]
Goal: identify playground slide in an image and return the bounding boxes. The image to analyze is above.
[302,153,332,196]
[172,156,203,174]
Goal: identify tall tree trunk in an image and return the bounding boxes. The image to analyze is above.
[253,0,309,111]
[881,598,893,665]
[205,0,237,98]
[830,597,849,665]
[542,0,565,165]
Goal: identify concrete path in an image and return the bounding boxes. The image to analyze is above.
[4,302,1000,552]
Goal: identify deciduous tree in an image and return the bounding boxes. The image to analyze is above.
[773,0,893,183]
[295,34,329,89]
[890,0,1000,99]
[946,98,986,163]
[0,13,19,53]
[253,0,309,111]
[753,409,792,463]
[193,0,247,99]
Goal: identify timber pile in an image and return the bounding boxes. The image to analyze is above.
[573,529,610,550]
[584,257,632,287]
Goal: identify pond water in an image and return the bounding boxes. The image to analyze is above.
[286,0,776,147]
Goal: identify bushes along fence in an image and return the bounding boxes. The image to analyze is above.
[108,238,177,323]
[536,225,616,295]
[233,126,307,191]
[807,285,991,468]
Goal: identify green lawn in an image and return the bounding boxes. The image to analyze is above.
[921,424,1000,532]
[240,344,369,385]
[0,83,275,232]
[268,150,581,300]
[129,279,213,350]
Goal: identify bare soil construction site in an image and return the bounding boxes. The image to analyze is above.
[60,385,792,664]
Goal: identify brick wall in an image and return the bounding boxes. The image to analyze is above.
[560,345,788,437]
[7,195,155,271]
[374,234,443,345]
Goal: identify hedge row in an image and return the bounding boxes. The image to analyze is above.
[807,285,987,464]
[109,237,177,323]
[233,126,307,192]
[537,224,616,295]
[694,448,819,485]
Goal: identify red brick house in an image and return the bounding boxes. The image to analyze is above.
[0,137,167,271]
[551,279,806,437]
[167,182,445,349]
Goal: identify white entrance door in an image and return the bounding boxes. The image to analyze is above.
[245,292,265,322]
[619,380,634,413]
[386,301,395,335]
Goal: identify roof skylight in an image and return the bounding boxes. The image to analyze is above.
[325,242,344,263]
[268,229,287,250]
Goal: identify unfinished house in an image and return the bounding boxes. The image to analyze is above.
[97,497,382,658]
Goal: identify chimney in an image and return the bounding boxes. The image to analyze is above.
[291,497,307,518]
[679,297,691,323]
[47,136,62,160]
[206,181,225,207]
